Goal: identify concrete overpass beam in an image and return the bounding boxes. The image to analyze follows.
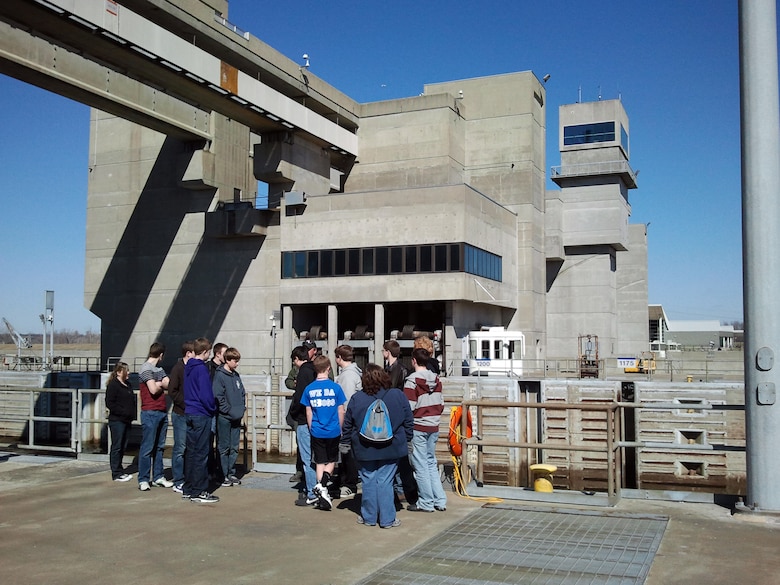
[0,20,211,141]
[254,132,332,206]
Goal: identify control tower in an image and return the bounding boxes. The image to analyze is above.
[546,99,647,359]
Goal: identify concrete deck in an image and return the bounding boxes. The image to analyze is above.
[0,452,778,585]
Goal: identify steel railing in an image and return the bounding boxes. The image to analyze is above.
[458,399,623,504]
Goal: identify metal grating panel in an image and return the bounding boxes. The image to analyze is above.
[355,504,668,585]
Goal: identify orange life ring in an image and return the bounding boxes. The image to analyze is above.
[448,405,473,457]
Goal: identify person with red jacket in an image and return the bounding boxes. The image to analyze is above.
[137,342,171,492]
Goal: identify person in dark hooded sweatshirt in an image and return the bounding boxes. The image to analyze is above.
[183,337,219,503]
[213,347,246,487]
[287,345,318,506]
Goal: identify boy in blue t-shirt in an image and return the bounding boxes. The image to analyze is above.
[301,355,346,510]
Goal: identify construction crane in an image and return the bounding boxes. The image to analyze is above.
[3,317,32,366]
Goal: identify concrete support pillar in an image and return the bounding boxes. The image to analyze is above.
[740,0,780,511]
[327,305,338,373]
[444,301,458,377]
[374,304,385,367]
[282,305,294,374]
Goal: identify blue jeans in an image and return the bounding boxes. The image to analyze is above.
[217,415,241,479]
[108,419,131,479]
[296,424,316,499]
[358,459,398,527]
[171,412,187,486]
[410,430,447,511]
[184,414,211,496]
[139,410,168,485]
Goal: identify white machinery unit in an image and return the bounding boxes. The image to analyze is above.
[466,327,525,377]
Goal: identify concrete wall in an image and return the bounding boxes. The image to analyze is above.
[85,110,283,369]
[617,224,650,356]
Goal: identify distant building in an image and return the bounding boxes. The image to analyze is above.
[648,304,738,351]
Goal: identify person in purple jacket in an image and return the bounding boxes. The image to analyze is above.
[183,337,219,503]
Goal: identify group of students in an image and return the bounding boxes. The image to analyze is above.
[105,338,245,504]
[286,338,446,528]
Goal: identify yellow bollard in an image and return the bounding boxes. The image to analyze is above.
[686,375,693,383]
[529,463,557,493]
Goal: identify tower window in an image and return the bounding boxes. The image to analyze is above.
[564,121,615,145]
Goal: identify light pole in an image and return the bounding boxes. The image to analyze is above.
[269,312,277,374]
[740,0,780,512]
[44,290,54,369]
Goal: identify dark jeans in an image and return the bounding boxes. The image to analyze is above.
[139,410,167,484]
[339,448,359,491]
[171,411,187,486]
[108,419,131,479]
[184,414,212,496]
[396,454,419,505]
[217,415,241,479]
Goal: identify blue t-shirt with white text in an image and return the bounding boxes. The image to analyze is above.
[300,379,346,439]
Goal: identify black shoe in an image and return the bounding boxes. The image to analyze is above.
[407,503,434,512]
[295,495,318,507]
[191,492,219,503]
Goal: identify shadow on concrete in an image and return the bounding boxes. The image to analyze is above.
[89,135,264,368]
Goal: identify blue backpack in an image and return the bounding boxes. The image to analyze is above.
[359,391,394,447]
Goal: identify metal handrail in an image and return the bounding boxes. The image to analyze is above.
[551,160,637,181]
[459,399,622,504]
[246,381,292,470]
[0,387,79,453]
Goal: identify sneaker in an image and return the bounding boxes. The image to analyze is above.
[356,515,365,525]
[191,492,219,503]
[289,471,303,482]
[313,483,332,511]
[221,478,234,487]
[114,474,132,482]
[138,481,151,491]
[339,486,355,498]
[228,474,241,485]
[381,518,402,529]
[152,477,174,488]
[172,484,183,494]
[406,503,434,513]
[181,494,192,500]
[435,505,447,511]
[295,496,318,507]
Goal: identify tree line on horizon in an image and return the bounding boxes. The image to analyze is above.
[0,329,100,345]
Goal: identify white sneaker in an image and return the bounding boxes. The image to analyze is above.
[339,486,355,498]
[315,483,332,511]
[152,477,174,488]
[114,474,132,482]
[171,484,183,493]
[138,481,151,491]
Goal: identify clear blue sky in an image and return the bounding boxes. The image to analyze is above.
[0,0,761,333]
